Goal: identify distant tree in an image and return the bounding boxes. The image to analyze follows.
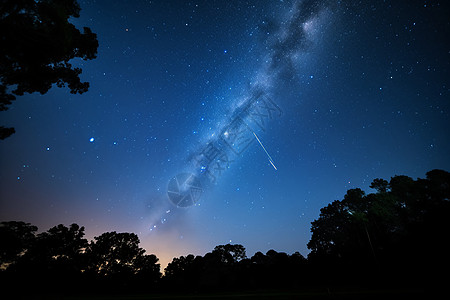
[86,232,150,278]
[0,221,37,266]
[134,253,161,285]
[290,251,307,265]
[0,0,99,139]
[243,250,309,289]
[164,254,203,290]
[164,254,197,279]
[250,251,266,264]
[211,244,247,264]
[164,244,247,290]
[370,178,389,193]
[265,249,289,264]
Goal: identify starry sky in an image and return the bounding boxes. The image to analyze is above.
[1,0,449,269]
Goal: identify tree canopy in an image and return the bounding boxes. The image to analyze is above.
[0,221,37,264]
[86,231,147,277]
[0,0,99,139]
[307,169,450,286]
[0,224,161,293]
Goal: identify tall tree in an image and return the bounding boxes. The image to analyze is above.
[0,0,98,139]
[307,170,450,285]
[307,199,353,259]
[86,232,147,277]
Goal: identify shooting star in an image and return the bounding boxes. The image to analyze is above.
[252,131,278,171]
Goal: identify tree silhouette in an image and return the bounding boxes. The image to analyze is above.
[0,221,37,265]
[307,199,352,260]
[3,223,88,294]
[14,223,87,273]
[85,231,160,282]
[163,244,249,291]
[84,231,161,291]
[245,250,308,289]
[0,0,99,139]
[307,169,450,286]
[134,253,161,284]
[211,244,247,264]
[369,178,389,193]
[164,254,202,290]
[1,225,162,295]
[164,254,197,279]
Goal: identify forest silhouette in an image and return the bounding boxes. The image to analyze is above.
[1,169,449,298]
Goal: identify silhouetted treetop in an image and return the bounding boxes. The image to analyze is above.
[211,244,247,264]
[164,254,197,278]
[0,221,37,264]
[11,223,88,276]
[86,231,156,277]
[308,169,450,267]
[134,253,161,281]
[38,223,88,256]
[0,0,99,138]
[370,178,389,193]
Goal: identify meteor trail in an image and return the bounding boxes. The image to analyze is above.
[252,131,278,171]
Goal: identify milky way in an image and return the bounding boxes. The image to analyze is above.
[165,0,332,209]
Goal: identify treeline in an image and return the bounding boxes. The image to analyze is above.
[1,169,448,295]
[161,169,449,292]
[0,224,160,294]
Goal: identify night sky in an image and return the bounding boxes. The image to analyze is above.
[1,0,449,269]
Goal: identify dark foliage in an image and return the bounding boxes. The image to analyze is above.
[162,244,309,292]
[0,169,448,296]
[0,0,98,139]
[0,221,37,264]
[307,169,450,288]
[84,231,161,291]
[0,225,161,296]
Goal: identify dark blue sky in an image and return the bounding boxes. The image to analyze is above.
[1,0,449,268]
